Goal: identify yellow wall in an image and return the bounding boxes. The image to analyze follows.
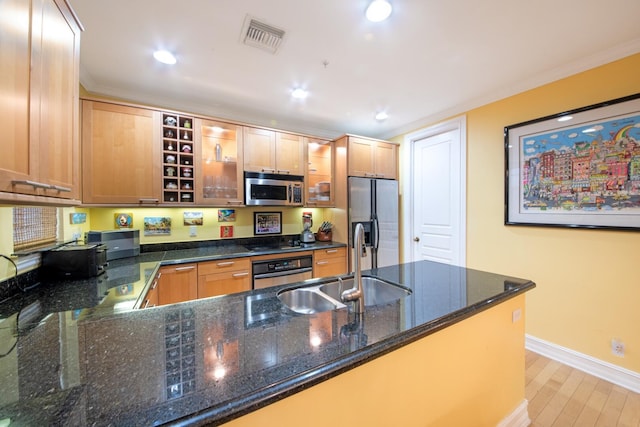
[86,207,327,244]
[395,53,640,373]
[225,295,526,427]
[0,208,15,280]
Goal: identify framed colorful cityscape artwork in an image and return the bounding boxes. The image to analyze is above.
[505,93,640,230]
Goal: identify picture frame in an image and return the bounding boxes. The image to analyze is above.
[505,93,640,231]
[254,212,282,235]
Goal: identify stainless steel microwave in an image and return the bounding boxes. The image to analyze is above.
[244,172,304,206]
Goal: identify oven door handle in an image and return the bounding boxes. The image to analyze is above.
[253,267,313,280]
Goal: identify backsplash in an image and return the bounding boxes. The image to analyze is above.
[0,269,41,303]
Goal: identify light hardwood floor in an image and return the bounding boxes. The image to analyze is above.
[526,350,640,426]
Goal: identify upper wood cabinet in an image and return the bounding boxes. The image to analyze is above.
[0,0,82,204]
[305,137,334,207]
[348,136,398,180]
[243,127,305,175]
[82,100,162,204]
[195,119,244,206]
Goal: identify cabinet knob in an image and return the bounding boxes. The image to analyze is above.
[413,237,420,242]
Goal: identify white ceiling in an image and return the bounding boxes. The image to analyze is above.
[69,0,640,140]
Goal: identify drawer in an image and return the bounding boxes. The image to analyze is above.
[198,269,251,299]
[313,255,347,278]
[198,257,251,275]
[314,246,346,260]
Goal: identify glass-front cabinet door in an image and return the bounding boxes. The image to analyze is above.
[305,137,334,206]
[195,119,244,206]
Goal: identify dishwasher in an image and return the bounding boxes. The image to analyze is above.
[252,255,313,289]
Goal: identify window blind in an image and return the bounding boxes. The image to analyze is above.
[13,207,58,251]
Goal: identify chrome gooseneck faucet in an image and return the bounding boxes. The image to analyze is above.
[341,223,367,313]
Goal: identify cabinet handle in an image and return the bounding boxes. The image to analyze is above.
[232,272,249,278]
[261,168,276,173]
[226,200,243,205]
[139,198,160,204]
[142,299,150,309]
[316,261,329,265]
[51,185,72,192]
[364,173,376,177]
[216,261,235,267]
[325,249,338,254]
[376,174,386,178]
[309,168,318,172]
[12,180,52,190]
[277,169,290,174]
[174,266,195,272]
[150,280,158,290]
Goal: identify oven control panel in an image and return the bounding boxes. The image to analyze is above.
[253,256,313,275]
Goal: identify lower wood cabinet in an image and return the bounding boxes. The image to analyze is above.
[198,258,251,299]
[140,248,348,309]
[158,264,198,306]
[313,247,348,278]
[140,271,160,309]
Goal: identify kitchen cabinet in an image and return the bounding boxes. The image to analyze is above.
[0,0,82,205]
[161,113,195,203]
[305,138,334,206]
[197,258,251,298]
[243,127,305,175]
[140,270,161,309]
[82,100,162,204]
[195,119,244,206]
[313,247,348,278]
[347,136,398,180]
[158,264,198,306]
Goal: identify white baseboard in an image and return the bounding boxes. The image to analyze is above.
[526,334,640,393]
[497,399,530,427]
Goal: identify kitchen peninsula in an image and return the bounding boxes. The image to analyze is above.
[0,251,534,426]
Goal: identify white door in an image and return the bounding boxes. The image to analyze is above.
[403,116,466,266]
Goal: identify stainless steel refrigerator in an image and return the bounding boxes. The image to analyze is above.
[348,177,399,271]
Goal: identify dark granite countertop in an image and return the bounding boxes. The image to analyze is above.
[0,252,534,426]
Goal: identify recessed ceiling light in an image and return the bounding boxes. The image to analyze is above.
[557,115,573,122]
[291,88,308,99]
[366,0,392,22]
[153,50,176,65]
[375,111,389,121]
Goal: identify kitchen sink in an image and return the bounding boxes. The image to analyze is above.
[320,277,411,307]
[277,276,411,314]
[277,288,342,314]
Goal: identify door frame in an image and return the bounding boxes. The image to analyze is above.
[401,115,467,266]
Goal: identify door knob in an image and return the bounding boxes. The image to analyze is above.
[413,237,420,242]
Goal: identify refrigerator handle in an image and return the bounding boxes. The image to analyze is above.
[373,215,380,250]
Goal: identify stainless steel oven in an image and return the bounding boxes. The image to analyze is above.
[252,255,313,289]
[244,172,304,206]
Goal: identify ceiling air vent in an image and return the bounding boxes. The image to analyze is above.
[241,16,285,54]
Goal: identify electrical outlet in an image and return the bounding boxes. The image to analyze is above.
[189,226,197,237]
[512,308,522,323]
[611,338,625,357]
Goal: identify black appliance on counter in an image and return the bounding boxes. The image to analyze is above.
[85,229,140,261]
[42,243,108,279]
